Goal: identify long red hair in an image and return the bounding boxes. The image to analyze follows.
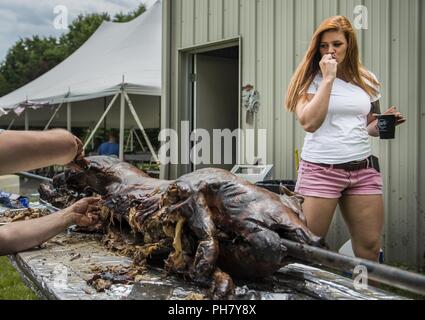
[285,16,380,112]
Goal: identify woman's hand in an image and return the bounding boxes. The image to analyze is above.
[319,54,338,82]
[372,106,407,126]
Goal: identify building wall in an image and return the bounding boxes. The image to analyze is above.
[165,0,424,269]
[419,0,425,271]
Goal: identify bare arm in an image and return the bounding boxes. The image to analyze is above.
[367,100,381,137]
[0,198,99,256]
[0,129,80,174]
[295,54,337,133]
[295,79,334,133]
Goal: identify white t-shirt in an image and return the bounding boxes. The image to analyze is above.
[301,72,381,164]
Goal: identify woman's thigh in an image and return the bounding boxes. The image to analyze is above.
[339,195,384,254]
[302,197,339,238]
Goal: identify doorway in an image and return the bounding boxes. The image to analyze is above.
[191,45,240,171]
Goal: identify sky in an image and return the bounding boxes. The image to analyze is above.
[0,0,157,62]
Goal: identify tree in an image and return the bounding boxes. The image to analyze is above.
[114,3,146,22]
[0,74,9,95]
[0,36,68,96]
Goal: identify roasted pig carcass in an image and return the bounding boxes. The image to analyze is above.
[39,156,323,299]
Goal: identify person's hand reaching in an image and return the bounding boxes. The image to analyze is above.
[65,197,101,227]
[66,136,90,171]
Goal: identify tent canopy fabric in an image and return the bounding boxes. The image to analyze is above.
[0,1,162,116]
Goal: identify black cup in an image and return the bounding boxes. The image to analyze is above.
[377,114,396,140]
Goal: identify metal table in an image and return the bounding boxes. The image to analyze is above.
[1,199,407,300]
[7,232,406,300]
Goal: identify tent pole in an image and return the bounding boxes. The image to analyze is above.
[24,109,29,131]
[130,128,134,152]
[83,93,119,150]
[119,90,125,161]
[123,91,159,163]
[133,129,146,152]
[67,102,72,132]
[125,127,132,152]
[103,97,108,141]
[44,102,64,131]
[7,118,15,130]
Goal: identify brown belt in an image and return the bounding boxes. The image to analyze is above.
[302,156,372,172]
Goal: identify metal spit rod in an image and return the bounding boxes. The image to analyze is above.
[17,172,53,183]
[281,238,425,296]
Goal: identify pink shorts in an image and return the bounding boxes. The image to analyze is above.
[295,160,383,199]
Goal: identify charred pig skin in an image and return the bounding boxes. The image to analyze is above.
[39,156,323,299]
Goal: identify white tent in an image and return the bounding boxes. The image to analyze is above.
[0,1,161,111]
[0,1,162,162]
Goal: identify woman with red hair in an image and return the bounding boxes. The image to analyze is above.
[285,16,406,261]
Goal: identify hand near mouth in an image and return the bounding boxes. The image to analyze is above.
[320,54,338,81]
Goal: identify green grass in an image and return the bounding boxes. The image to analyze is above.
[0,256,39,300]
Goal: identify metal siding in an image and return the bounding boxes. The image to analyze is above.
[169,0,183,179]
[388,0,404,263]
[223,0,240,38]
[293,0,315,170]
[404,0,419,267]
[168,0,424,269]
[161,0,171,179]
[275,0,296,179]
[173,0,182,125]
[240,0,257,95]
[239,0,257,157]
[409,0,421,268]
[403,0,420,268]
[172,0,181,131]
[195,0,209,44]
[316,0,339,24]
[256,0,276,165]
[386,0,420,266]
[209,0,224,42]
[419,0,425,271]
[181,0,195,47]
[237,0,257,167]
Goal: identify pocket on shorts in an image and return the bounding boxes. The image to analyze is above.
[301,161,329,174]
[367,167,383,186]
